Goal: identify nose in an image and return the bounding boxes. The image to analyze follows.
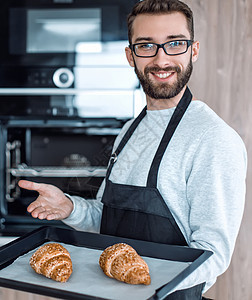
[152,47,170,67]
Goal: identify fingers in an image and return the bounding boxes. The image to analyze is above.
[27,196,67,220]
[27,199,42,214]
[27,199,46,218]
[46,212,62,221]
[27,201,61,220]
[30,206,47,219]
[18,180,48,194]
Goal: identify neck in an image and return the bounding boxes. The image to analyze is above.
[146,86,188,110]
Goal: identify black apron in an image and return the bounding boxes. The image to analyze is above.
[100,87,205,299]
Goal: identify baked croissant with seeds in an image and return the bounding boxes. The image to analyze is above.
[99,243,151,285]
[30,243,72,282]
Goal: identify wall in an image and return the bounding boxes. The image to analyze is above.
[184,0,252,299]
[0,288,58,300]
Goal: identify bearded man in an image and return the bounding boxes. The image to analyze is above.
[19,1,247,299]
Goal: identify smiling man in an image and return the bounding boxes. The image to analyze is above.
[125,12,198,109]
[18,1,247,299]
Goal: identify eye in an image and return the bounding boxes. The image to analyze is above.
[168,41,186,48]
[136,43,155,51]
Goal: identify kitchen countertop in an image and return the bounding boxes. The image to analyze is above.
[0,236,18,247]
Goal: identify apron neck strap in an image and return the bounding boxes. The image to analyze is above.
[105,105,147,180]
[146,87,192,188]
[105,86,192,183]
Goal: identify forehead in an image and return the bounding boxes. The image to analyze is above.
[131,12,190,43]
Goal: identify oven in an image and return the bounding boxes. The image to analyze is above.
[0,0,137,88]
[0,0,144,236]
[0,88,145,236]
[0,108,124,235]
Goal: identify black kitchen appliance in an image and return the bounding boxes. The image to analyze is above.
[0,0,143,236]
[0,107,125,235]
[0,0,137,88]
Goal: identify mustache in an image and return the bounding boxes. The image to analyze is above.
[144,66,181,74]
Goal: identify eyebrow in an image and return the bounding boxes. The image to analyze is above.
[133,34,189,43]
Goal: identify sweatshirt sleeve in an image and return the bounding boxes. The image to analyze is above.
[61,180,105,233]
[172,124,247,292]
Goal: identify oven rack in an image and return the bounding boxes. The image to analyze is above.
[9,164,107,178]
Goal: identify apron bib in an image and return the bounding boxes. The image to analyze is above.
[100,87,204,299]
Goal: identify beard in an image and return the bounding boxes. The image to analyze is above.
[134,59,193,100]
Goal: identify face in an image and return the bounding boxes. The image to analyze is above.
[126,13,199,105]
[134,53,193,100]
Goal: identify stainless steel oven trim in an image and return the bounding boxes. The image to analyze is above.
[0,88,135,95]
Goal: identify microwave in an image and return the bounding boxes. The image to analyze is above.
[0,0,138,88]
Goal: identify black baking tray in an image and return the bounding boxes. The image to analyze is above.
[0,226,212,300]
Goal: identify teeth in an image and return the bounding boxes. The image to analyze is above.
[156,72,172,79]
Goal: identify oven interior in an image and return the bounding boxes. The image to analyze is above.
[0,119,123,235]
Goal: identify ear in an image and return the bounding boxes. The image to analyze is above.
[125,47,135,67]
[192,41,200,63]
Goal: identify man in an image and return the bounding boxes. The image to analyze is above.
[18,0,247,299]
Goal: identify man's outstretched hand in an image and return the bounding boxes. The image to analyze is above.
[18,180,74,220]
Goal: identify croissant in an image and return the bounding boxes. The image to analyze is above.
[30,243,72,282]
[99,243,151,285]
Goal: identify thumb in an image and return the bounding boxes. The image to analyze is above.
[18,180,48,194]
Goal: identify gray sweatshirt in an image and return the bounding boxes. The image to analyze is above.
[63,100,247,293]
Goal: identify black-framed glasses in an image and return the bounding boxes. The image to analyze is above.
[130,40,193,57]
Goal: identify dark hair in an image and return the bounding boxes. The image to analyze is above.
[127,0,194,44]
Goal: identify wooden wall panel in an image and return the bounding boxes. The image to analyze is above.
[0,287,59,300]
[183,0,252,299]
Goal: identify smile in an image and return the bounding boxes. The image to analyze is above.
[154,72,173,79]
